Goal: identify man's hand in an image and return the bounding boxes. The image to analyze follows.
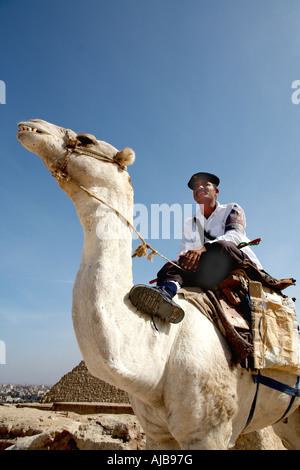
[179,246,207,272]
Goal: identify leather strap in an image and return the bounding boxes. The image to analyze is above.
[253,373,300,397]
[243,372,300,431]
[193,217,216,243]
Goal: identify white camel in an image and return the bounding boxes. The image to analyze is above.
[17,119,300,450]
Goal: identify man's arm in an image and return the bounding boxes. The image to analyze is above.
[178,245,207,271]
[204,204,263,269]
[177,205,247,272]
[206,204,247,246]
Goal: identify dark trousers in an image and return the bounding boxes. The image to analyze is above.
[157,240,252,291]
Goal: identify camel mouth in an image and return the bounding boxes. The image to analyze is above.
[19,124,46,134]
[17,122,48,135]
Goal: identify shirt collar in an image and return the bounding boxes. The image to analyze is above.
[195,201,220,220]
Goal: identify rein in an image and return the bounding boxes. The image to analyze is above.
[51,141,184,272]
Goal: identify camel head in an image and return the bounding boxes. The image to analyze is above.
[17,119,135,192]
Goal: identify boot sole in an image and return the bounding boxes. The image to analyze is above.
[129,285,184,324]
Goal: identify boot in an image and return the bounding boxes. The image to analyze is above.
[129,284,185,324]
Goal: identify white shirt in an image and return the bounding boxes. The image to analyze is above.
[177,201,263,269]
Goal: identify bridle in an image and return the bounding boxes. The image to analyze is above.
[52,130,126,181]
[50,131,184,271]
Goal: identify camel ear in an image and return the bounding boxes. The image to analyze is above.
[114,147,135,166]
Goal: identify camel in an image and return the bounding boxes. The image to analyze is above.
[17,119,300,450]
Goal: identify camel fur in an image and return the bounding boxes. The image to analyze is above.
[17,119,300,450]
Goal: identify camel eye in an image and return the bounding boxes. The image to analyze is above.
[77,134,96,146]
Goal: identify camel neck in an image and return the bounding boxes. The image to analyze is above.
[67,181,176,402]
[75,189,134,293]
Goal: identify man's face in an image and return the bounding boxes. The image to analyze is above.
[193,179,219,205]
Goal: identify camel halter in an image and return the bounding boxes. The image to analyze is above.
[51,134,185,272]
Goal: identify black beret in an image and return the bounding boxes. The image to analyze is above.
[188,172,220,189]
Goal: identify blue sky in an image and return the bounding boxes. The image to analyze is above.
[1,0,300,384]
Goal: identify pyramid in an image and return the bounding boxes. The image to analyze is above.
[42,361,130,404]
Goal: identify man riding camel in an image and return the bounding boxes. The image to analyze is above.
[129,172,263,324]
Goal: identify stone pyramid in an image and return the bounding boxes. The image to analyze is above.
[42,361,130,404]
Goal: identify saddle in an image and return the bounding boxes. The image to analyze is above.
[178,265,299,371]
[215,264,296,332]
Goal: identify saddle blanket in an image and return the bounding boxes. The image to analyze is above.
[178,281,300,374]
[250,281,300,375]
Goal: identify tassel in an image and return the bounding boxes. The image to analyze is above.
[132,243,157,263]
[132,242,185,271]
[132,243,149,259]
[147,250,156,262]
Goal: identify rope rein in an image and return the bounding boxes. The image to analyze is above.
[51,144,185,272]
